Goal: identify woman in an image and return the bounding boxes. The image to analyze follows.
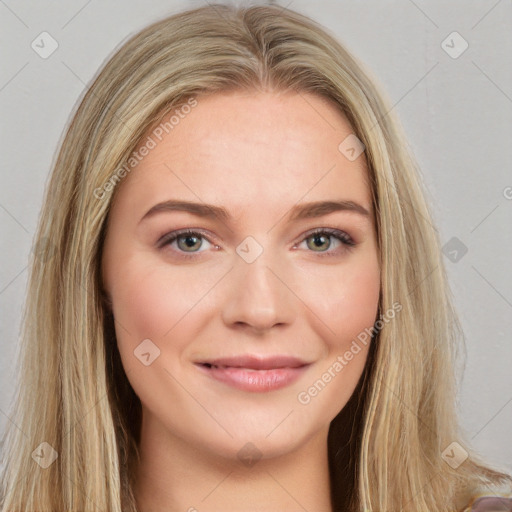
[1,3,510,511]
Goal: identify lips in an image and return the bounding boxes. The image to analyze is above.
[198,355,309,370]
[194,355,311,392]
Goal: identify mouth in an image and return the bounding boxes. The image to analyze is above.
[194,355,311,392]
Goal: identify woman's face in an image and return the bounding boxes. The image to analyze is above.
[102,90,380,462]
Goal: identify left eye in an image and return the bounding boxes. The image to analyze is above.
[297,228,355,254]
[158,228,355,258]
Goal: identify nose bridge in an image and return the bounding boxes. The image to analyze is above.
[221,237,294,331]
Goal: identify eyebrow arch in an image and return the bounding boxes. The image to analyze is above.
[139,199,371,224]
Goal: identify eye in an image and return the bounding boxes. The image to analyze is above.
[295,228,355,257]
[158,229,215,259]
[157,227,356,260]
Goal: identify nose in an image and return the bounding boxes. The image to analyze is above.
[221,250,295,334]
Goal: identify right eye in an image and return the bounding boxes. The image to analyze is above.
[158,229,216,259]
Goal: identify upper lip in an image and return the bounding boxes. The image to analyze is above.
[196,355,310,370]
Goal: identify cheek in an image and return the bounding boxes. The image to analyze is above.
[108,256,195,350]
[293,257,379,418]
[300,254,380,351]
[108,254,228,374]
[334,266,380,341]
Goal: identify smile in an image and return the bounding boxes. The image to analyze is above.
[194,355,311,392]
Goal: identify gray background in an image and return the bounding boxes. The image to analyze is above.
[1,0,511,472]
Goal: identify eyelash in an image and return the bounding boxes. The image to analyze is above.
[157,227,356,260]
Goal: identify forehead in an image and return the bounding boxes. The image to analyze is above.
[114,91,371,218]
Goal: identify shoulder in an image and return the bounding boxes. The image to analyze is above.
[462,495,512,511]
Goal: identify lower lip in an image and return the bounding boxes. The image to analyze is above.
[195,364,310,392]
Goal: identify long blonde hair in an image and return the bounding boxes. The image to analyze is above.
[1,3,510,511]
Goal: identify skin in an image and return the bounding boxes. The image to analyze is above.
[102,90,380,512]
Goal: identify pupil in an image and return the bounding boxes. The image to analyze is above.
[311,234,328,250]
[182,235,199,250]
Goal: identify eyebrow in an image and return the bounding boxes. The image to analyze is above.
[139,199,371,224]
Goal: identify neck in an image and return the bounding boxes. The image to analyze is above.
[134,412,334,512]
